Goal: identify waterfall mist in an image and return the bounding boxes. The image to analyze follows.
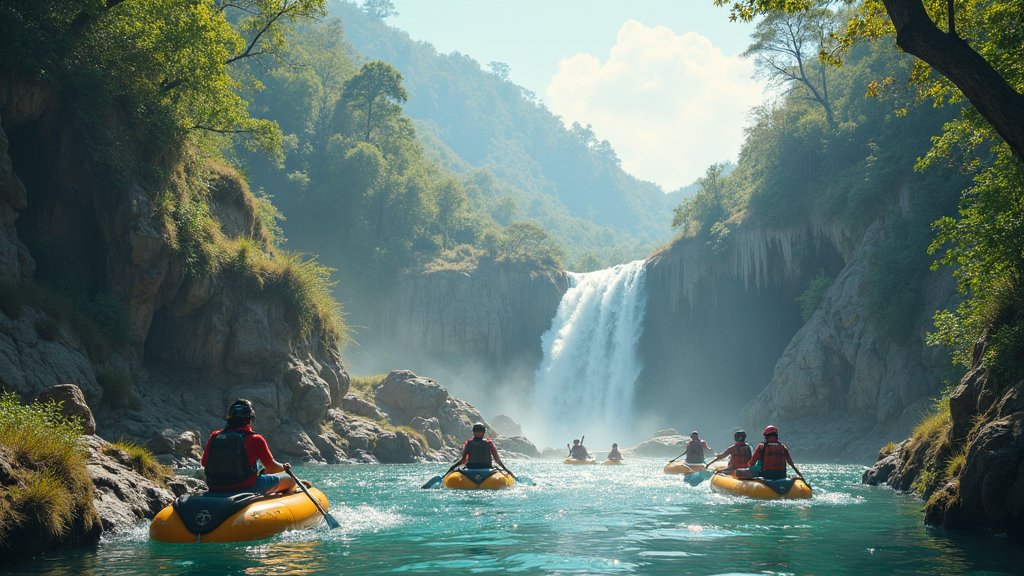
[526,260,648,452]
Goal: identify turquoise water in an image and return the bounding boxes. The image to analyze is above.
[5,461,1022,575]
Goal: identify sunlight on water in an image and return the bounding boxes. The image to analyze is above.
[5,461,1024,575]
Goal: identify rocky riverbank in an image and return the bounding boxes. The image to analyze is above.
[863,336,1024,539]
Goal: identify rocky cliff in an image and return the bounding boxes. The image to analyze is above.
[743,216,958,461]
[350,257,568,407]
[863,334,1024,538]
[639,195,958,462]
[638,224,841,439]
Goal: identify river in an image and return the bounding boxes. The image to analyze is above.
[4,461,1021,575]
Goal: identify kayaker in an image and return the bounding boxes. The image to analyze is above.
[742,425,798,480]
[454,422,509,470]
[568,438,590,460]
[712,430,752,473]
[607,443,623,461]
[201,399,296,494]
[683,431,711,464]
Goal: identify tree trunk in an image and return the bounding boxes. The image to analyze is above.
[881,0,1024,162]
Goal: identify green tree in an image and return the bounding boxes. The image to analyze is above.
[339,60,409,144]
[742,5,839,127]
[493,222,564,268]
[671,163,729,235]
[362,0,397,20]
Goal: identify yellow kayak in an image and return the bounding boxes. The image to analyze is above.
[564,457,597,465]
[441,468,515,489]
[709,473,813,499]
[663,461,705,475]
[150,485,329,543]
[602,459,624,465]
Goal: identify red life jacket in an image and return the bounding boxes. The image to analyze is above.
[464,437,493,468]
[728,442,752,469]
[755,441,789,473]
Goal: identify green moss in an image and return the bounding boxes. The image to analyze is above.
[796,270,832,322]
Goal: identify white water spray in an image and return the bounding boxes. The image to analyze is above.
[531,260,648,450]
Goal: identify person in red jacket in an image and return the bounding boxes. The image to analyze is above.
[744,425,798,480]
[454,422,509,470]
[201,399,295,494]
[712,430,753,474]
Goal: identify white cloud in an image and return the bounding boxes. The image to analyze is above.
[545,20,764,191]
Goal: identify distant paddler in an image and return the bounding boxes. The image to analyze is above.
[567,437,590,460]
[602,442,624,465]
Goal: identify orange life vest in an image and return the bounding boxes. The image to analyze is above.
[753,441,789,473]
[727,442,752,469]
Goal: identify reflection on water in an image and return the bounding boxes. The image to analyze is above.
[4,462,1023,575]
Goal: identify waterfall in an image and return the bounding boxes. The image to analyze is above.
[532,260,648,449]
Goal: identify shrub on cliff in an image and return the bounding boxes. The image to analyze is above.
[0,393,100,558]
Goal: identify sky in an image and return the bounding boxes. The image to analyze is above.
[385,0,767,192]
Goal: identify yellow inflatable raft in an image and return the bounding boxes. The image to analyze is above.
[709,473,813,499]
[602,459,624,465]
[663,461,705,475]
[564,457,597,465]
[441,468,515,489]
[150,485,329,543]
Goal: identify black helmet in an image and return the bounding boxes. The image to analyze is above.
[227,399,255,420]
[472,422,486,432]
[734,430,747,441]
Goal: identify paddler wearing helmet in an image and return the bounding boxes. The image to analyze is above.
[742,425,798,480]
[201,398,295,494]
[454,422,508,470]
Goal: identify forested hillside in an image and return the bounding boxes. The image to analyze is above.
[327,1,681,269]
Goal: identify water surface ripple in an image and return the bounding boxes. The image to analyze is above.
[5,461,1022,575]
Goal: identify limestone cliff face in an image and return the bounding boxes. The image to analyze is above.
[638,225,837,436]
[743,219,957,461]
[0,75,349,462]
[639,206,958,462]
[354,259,568,393]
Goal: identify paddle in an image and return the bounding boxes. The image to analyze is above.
[684,454,724,486]
[790,462,812,491]
[284,465,340,530]
[422,462,461,489]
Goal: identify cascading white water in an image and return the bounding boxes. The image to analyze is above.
[532,260,647,450]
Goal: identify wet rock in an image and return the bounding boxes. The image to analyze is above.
[631,433,687,457]
[82,435,174,533]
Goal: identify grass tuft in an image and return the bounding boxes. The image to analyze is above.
[103,441,170,483]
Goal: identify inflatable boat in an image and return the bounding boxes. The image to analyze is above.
[150,485,329,543]
[441,467,516,489]
[709,473,813,499]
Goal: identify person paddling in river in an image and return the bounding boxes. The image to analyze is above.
[683,431,711,466]
[607,443,623,461]
[454,422,509,470]
[738,425,798,480]
[201,399,296,494]
[568,438,590,460]
[712,430,753,474]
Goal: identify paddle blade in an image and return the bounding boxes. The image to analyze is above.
[684,470,712,486]
[515,475,535,486]
[421,475,443,489]
[324,512,341,529]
